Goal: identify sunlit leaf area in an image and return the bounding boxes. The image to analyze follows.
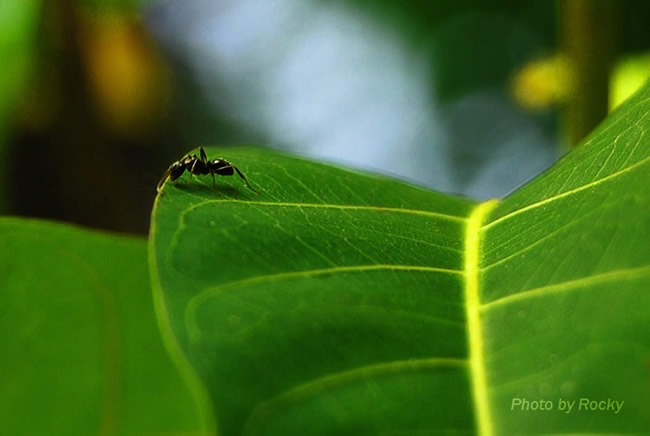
[1,1,649,435]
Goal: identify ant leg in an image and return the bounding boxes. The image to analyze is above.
[199,147,218,189]
[197,147,220,189]
[188,155,200,182]
[215,164,256,193]
[232,165,259,194]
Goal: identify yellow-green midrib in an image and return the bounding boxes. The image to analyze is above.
[464,200,499,436]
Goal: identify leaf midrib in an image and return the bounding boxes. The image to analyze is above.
[464,199,499,436]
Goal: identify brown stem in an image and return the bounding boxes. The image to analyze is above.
[560,0,619,147]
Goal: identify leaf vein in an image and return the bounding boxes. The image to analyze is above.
[242,357,467,434]
[180,199,467,222]
[484,155,650,230]
[481,266,650,311]
[184,264,464,342]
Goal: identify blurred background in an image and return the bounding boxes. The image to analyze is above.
[1,0,649,234]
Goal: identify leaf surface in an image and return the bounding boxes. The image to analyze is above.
[0,218,203,435]
[479,85,650,434]
[151,83,650,434]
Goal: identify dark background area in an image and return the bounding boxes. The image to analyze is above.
[2,0,649,234]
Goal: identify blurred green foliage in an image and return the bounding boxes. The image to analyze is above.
[0,217,203,435]
[0,0,41,211]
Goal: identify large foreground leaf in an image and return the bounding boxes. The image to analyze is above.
[0,218,202,435]
[150,83,650,434]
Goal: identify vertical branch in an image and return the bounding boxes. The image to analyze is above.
[561,0,619,147]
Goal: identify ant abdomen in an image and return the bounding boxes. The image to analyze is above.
[212,160,234,176]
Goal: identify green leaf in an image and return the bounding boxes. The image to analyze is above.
[479,83,650,433]
[0,218,203,435]
[150,82,650,434]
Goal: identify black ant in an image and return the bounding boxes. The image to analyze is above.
[157,147,258,194]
